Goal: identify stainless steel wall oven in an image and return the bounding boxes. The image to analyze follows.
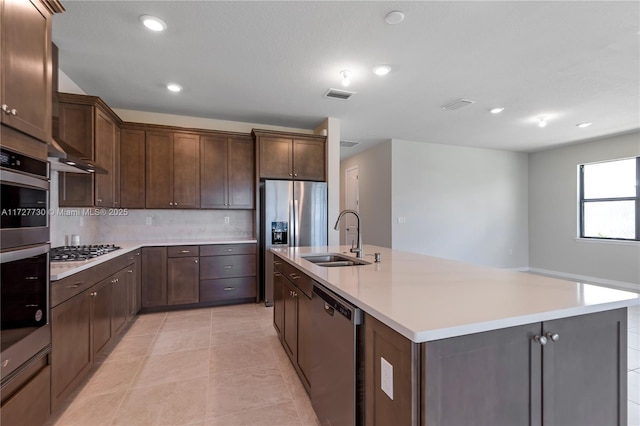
[0,147,50,383]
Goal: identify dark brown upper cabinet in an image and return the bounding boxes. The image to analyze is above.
[57,94,121,207]
[145,130,200,209]
[1,0,63,144]
[119,128,146,208]
[200,134,255,209]
[253,129,326,181]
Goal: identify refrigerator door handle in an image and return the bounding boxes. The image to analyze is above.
[289,199,294,247]
[293,199,300,247]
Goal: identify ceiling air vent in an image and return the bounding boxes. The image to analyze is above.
[441,98,475,110]
[324,88,356,100]
[340,140,359,148]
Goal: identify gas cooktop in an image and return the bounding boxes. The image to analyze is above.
[50,244,121,262]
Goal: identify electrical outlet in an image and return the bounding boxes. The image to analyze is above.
[145,216,152,226]
[397,216,406,224]
[224,216,230,224]
[381,357,394,400]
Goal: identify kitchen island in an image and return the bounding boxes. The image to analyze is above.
[272,245,639,426]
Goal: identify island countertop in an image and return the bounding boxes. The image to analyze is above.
[271,245,639,343]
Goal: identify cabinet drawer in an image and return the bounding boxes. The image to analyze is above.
[200,277,257,301]
[280,260,314,298]
[167,246,199,257]
[200,244,256,256]
[200,254,256,280]
[0,365,50,426]
[51,272,93,308]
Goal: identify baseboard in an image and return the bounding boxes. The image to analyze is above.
[526,267,640,293]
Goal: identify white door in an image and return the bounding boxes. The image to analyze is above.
[344,166,359,246]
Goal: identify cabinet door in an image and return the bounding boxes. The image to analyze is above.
[259,136,292,179]
[0,364,50,426]
[228,136,255,209]
[273,272,284,338]
[141,247,167,308]
[120,129,145,208]
[0,0,52,143]
[58,102,94,159]
[110,269,128,335]
[200,135,228,209]
[167,257,199,305]
[94,108,116,207]
[173,133,200,208]
[126,250,141,318]
[282,278,298,361]
[542,309,627,426]
[293,138,325,181]
[297,292,312,388]
[145,131,173,208]
[423,322,541,426]
[91,278,112,358]
[58,171,94,207]
[51,291,92,410]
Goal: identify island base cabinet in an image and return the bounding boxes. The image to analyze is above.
[422,308,627,426]
[423,323,541,426]
[364,314,420,426]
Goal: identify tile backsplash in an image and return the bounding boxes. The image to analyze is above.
[50,171,254,247]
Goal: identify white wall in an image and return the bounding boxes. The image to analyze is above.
[340,141,392,248]
[529,131,640,286]
[390,139,529,268]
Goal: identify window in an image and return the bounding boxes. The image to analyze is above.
[579,157,639,241]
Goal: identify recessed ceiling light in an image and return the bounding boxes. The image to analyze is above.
[166,83,182,92]
[537,116,548,128]
[340,70,352,87]
[139,15,167,32]
[385,10,405,25]
[576,122,592,128]
[489,107,504,114]
[373,65,392,76]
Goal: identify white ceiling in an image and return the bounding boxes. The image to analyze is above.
[52,1,640,158]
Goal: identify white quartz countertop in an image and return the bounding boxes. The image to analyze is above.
[50,238,257,281]
[272,245,640,343]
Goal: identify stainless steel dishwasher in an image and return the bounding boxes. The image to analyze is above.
[311,285,362,426]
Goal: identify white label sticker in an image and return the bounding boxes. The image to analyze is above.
[381,356,394,400]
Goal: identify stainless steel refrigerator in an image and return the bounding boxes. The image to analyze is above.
[260,180,327,305]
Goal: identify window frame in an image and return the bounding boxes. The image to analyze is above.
[579,156,640,242]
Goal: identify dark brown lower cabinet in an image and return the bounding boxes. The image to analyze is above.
[51,253,138,411]
[51,290,92,410]
[272,255,312,392]
[91,279,112,359]
[272,271,284,336]
[423,308,627,426]
[282,278,298,361]
[141,247,167,308]
[111,268,129,335]
[0,358,51,426]
[167,257,199,305]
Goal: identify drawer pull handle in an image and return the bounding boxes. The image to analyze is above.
[25,276,39,280]
[223,287,235,291]
[128,257,135,260]
[274,272,282,277]
[289,273,300,280]
[127,270,133,273]
[66,284,80,288]
[225,248,233,252]
[179,250,191,253]
[224,265,233,269]
[274,261,282,265]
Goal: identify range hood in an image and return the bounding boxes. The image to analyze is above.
[48,137,107,174]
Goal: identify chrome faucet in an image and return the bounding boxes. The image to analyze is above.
[334,209,363,258]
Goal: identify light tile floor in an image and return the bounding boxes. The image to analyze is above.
[48,304,640,426]
[47,303,319,426]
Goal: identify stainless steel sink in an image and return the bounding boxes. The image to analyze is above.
[302,254,371,267]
